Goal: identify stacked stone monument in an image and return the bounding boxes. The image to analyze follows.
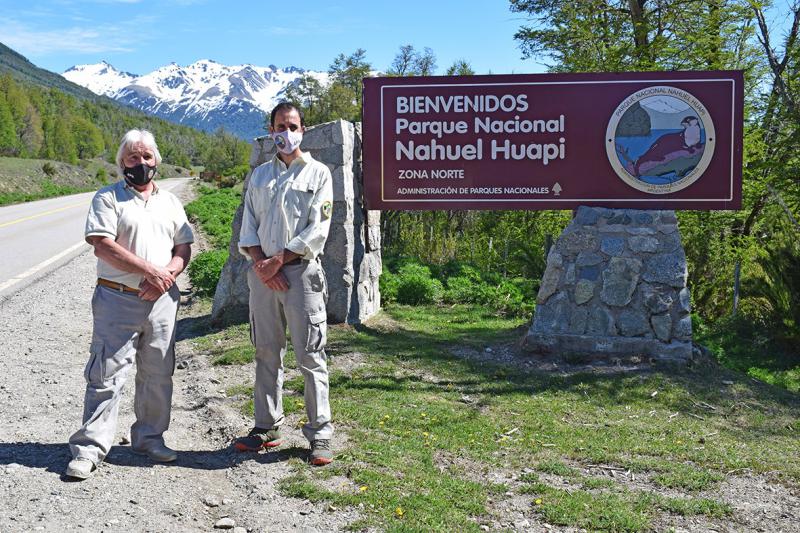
[524,206,692,362]
[211,120,382,324]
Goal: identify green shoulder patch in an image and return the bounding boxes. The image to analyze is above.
[321,200,332,219]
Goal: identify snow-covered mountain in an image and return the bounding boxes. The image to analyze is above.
[63,59,327,140]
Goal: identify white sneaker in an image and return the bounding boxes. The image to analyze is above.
[132,443,177,462]
[65,457,96,480]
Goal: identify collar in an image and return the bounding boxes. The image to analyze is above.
[122,179,159,197]
[273,150,311,170]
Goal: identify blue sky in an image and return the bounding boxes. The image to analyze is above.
[0,0,540,75]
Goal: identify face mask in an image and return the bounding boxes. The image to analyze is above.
[123,163,157,186]
[272,129,303,155]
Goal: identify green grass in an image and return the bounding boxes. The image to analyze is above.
[695,314,800,394]
[194,303,800,531]
[184,184,241,250]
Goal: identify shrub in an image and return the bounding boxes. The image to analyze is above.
[379,267,400,303]
[188,249,228,296]
[42,162,56,176]
[395,263,443,305]
[95,167,108,184]
[442,275,488,304]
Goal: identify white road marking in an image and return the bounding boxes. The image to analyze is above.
[0,240,89,293]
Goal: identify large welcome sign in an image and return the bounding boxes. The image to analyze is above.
[362,71,743,210]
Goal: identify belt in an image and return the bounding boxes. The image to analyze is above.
[97,278,140,294]
[283,257,304,266]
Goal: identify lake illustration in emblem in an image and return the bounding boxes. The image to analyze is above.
[613,95,707,185]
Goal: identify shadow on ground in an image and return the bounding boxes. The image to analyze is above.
[0,442,309,477]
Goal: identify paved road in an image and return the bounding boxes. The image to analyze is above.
[0,178,194,299]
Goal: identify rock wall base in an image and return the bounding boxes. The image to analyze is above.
[523,206,692,362]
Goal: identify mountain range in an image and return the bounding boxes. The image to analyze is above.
[63,60,328,140]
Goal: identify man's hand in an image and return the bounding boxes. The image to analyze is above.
[254,256,282,281]
[265,271,289,291]
[138,279,163,301]
[144,264,175,293]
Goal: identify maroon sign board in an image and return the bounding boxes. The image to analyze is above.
[362,71,743,210]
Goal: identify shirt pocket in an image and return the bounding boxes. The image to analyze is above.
[288,181,315,218]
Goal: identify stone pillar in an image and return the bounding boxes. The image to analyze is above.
[211,119,381,324]
[523,206,692,362]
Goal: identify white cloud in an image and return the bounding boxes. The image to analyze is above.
[0,18,148,56]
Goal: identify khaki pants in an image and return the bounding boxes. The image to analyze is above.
[69,284,179,464]
[247,260,333,441]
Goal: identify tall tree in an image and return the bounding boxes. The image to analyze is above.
[445,59,476,75]
[0,92,17,155]
[509,0,800,326]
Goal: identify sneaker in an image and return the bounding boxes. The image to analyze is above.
[65,457,96,480]
[131,443,178,462]
[309,439,333,466]
[233,427,282,452]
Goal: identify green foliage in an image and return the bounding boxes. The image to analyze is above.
[506,0,800,378]
[445,59,475,76]
[41,161,55,176]
[184,185,241,249]
[94,167,108,184]
[71,116,104,159]
[694,313,800,393]
[394,262,444,305]
[383,257,535,317]
[187,249,228,296]
[282,49,372,126]
[378,266,400,303]
[201,127,249,177]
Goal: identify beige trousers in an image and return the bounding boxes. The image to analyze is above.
[69,284,179,464]
[247,260,333,441]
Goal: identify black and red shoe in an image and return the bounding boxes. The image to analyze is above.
[233,427,282,451]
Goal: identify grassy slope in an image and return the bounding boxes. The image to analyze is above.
[0,156,191,205]
[190,304,799,532]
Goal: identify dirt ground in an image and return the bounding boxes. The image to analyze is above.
[0,183,357,533]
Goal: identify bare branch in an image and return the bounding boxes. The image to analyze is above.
[752,3,800,115]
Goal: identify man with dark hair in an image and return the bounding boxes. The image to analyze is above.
[234,102,335,465]
[270,102,305,127]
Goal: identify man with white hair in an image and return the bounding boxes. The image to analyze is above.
[65,129,193,480]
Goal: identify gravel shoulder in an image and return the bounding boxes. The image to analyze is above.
[0,181,353,533]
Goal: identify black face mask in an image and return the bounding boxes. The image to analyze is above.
[124,163,157,186]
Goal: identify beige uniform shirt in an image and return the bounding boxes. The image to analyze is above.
[85,180,194,289]
[238,152,333,261]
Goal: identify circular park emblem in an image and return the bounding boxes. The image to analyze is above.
[606,86,715,194]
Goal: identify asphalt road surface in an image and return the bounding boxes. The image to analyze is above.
[0,178,194,299]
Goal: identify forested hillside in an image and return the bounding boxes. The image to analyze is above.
[0,42,248,180]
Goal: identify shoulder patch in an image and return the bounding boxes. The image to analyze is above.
[321,201,332,219]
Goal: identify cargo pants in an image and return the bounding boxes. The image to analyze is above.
[247,259,333,442]
[69,284,179,465]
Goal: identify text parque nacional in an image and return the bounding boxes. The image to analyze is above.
[392,94,566,164]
